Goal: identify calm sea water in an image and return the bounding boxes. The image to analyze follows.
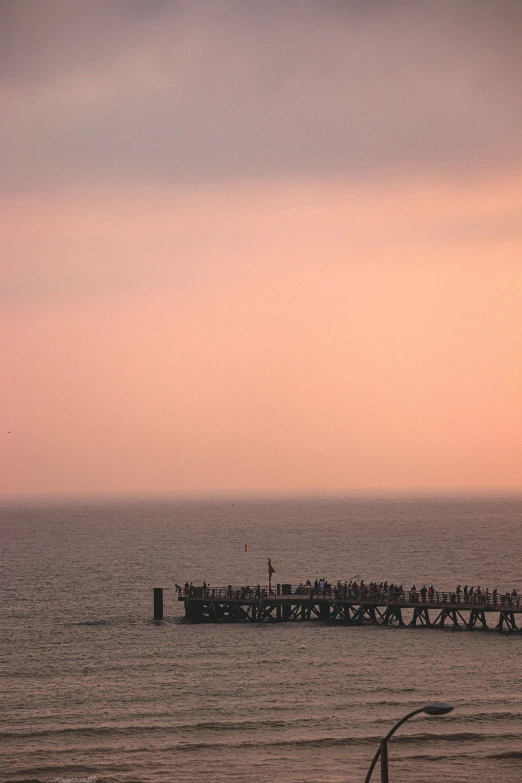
[1,495,522,783]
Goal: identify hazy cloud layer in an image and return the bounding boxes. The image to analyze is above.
[2,0,522,192]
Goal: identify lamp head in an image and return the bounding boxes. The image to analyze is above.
[423,701,454,715]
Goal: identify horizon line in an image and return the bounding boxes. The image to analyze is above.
[1,486,521,505]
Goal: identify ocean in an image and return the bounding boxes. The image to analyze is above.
[1,495,521,783]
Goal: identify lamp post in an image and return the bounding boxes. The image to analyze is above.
[364,701,454,783]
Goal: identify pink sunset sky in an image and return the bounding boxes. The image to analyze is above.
[1,1,521,496]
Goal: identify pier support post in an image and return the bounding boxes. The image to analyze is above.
[154,587,164,620]
[319,602,330,621]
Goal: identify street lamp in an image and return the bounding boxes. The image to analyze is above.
[364,701,454,783]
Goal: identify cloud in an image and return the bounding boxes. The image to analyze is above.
[3,172,520,305]
[1,0,522,192]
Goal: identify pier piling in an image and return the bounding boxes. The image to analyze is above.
[153,587,164,620]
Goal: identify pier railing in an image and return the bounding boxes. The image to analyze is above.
[181,585,520,607]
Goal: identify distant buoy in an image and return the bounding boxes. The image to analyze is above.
[244,544,248,552]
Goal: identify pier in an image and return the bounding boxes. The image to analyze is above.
[172,584,522,632]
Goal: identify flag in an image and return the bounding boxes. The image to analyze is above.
[268,558,275,575]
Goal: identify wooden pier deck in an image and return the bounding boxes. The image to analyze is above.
[177,585,522,632]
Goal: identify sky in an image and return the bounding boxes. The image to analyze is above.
[1,0,521,496]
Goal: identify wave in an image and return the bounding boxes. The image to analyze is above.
[0,717,309,740]
[153,731,498,753]
[364,686,417,694]
[3,723,517,748]
[363,699,421,707]
[64,619,138,627]
[5,776,102,783]
[487,750,522,760]
[397,753,469,762]
[47,777,101,783]
[448,711,522,723]
[1,725,166,740]
[67,621,110,627]
[393,731,495,744]
[3,779,42,783]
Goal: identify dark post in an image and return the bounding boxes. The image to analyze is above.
[319,602,330,621]
[154,587,164,620]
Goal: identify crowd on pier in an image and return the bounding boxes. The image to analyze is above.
[292,579,520,606]
[177,579,520,606]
